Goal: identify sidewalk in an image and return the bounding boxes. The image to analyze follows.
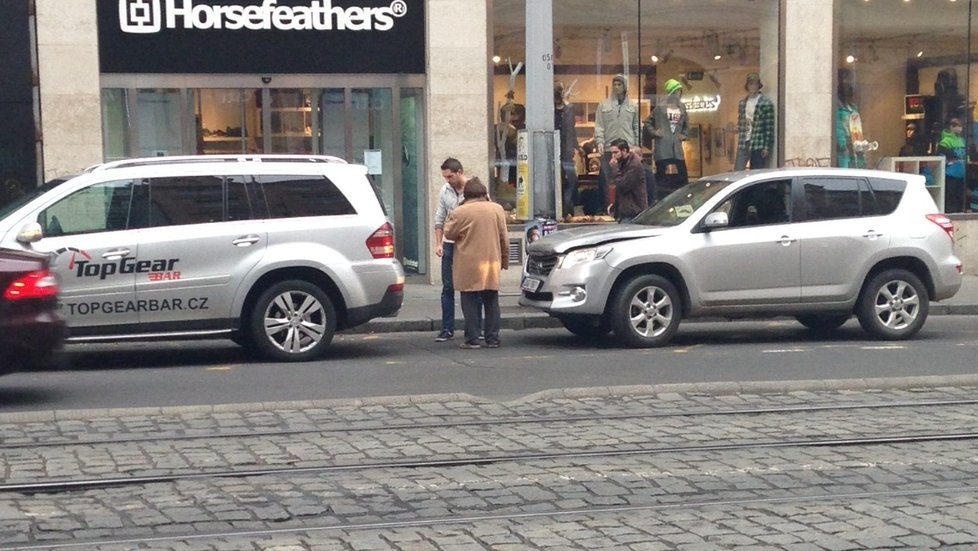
[356,274,978,335]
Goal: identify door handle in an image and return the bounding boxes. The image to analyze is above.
[101,248,131,259]
[777,235,797,246]
[232,235,261,247]
[862,230,884,239]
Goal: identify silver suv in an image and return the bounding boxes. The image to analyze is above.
[0,155,404,361]
[521,168,962,347]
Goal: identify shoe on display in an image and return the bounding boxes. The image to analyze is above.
[435,330,454,342]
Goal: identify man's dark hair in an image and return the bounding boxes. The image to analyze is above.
[441,157,463,173]
[610,138,630,151]
[462,177,488,200]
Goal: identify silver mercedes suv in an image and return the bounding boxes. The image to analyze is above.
[0,155,404,362]
[521,168,962,347]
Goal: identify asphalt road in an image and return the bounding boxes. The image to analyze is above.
[2,315,977,412]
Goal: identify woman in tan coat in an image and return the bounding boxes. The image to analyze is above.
[443,178,509,348]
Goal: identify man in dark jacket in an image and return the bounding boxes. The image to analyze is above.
[608,139,648,224]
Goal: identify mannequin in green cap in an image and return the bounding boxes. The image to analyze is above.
[644,78,689,198]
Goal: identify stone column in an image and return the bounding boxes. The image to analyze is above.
[35,0,103,179]
[425,0,491,284]
[782,0,835,165]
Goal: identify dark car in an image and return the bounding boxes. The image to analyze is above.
[0,247,66,372]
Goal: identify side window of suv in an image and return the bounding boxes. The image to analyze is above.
[259,175,356,218]
[867,177,907,215]
[147,176,225,227]
[801,177,865,221]
[718,179,792,228]
[38,179,135,237]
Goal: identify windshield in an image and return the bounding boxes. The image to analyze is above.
[0,177,72,220]
[632,179,734,227]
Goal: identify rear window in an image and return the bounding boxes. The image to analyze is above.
[867,177,906,215]
[259,175,356,218]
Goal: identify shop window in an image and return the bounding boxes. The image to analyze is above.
[492,0,780,221]
[837,0,974,213]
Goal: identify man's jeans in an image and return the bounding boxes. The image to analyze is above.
[441,242,482,334]
[440,242,456,333]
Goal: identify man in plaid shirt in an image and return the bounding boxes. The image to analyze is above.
[735,73,775,171]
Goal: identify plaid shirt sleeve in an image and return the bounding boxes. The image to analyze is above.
[751,97,776,151]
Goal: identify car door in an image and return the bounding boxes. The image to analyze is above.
[685,179,801,306]
[29,179,140,330]
[134,175,266,329]
[796,176,892,302]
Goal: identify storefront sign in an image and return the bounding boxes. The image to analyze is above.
[684,95,721,113]
[99,0,425,73]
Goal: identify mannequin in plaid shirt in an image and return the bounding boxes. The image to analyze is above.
[734,73,775,171]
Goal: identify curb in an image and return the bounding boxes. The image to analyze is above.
[353,302,976,335]
[5,375,978,423]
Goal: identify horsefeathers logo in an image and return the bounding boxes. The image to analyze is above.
[118,0,408,34]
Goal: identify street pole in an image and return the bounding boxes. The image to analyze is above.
[524,0,557,219]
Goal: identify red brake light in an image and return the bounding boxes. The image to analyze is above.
[926,214,955,240]
[3,269,59,300]
[366,222,395,259]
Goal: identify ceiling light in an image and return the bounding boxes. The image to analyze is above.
[651,55,659,63]
[916,50,924,57]
[714,54,722,60]
[846,55,857,63]
[492,55,501,64]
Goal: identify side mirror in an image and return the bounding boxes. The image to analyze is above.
[16,222,43,244]
[701,211,729,230]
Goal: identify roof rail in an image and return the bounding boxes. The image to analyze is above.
[86,154,348,172]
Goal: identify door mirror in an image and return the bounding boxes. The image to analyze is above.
[16,222,43,244]
[701,211,729,230]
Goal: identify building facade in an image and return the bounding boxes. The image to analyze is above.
[4,0,977,280]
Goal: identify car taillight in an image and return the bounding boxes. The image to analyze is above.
[3,269,59,300]
[926,214,955,240]
[366,222,395,259]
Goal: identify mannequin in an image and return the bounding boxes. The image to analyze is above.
[734,73,775,170]
[645,78,689,195]
[554,81,581,217]
[836,71,876,168]
[594,74,639,212]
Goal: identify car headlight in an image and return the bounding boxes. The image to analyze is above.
[557,246,613,269]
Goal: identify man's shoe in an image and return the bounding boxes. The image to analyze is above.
[435,330,454,342]
[486,342,500,348]
[459,342,481,349]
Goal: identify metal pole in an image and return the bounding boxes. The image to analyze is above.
[525,0,557,219]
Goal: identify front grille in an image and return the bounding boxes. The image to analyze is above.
[522,291,553,301]
[526,253,558,276]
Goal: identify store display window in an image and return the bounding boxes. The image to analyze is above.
[838,0,976,213]
[491,0,780,222]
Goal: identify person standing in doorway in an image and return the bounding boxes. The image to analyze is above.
[734,73,775,171]
[443,178,509,349]
[433,157,467,342]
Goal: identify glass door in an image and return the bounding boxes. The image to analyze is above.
[399,88,425,274]
[263,88,313,154]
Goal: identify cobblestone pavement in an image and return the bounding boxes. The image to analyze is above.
[2,380,978,549]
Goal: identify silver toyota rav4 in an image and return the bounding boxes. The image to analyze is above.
[0,155,404,361]
[521,168,962,347]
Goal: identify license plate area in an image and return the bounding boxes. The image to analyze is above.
[521,276,542,293]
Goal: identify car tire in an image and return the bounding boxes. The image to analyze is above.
[796,314,850,333]
[855,269,928,340]
[249,280,336,362]
[610,274,682,348]
[559,316,611,339]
